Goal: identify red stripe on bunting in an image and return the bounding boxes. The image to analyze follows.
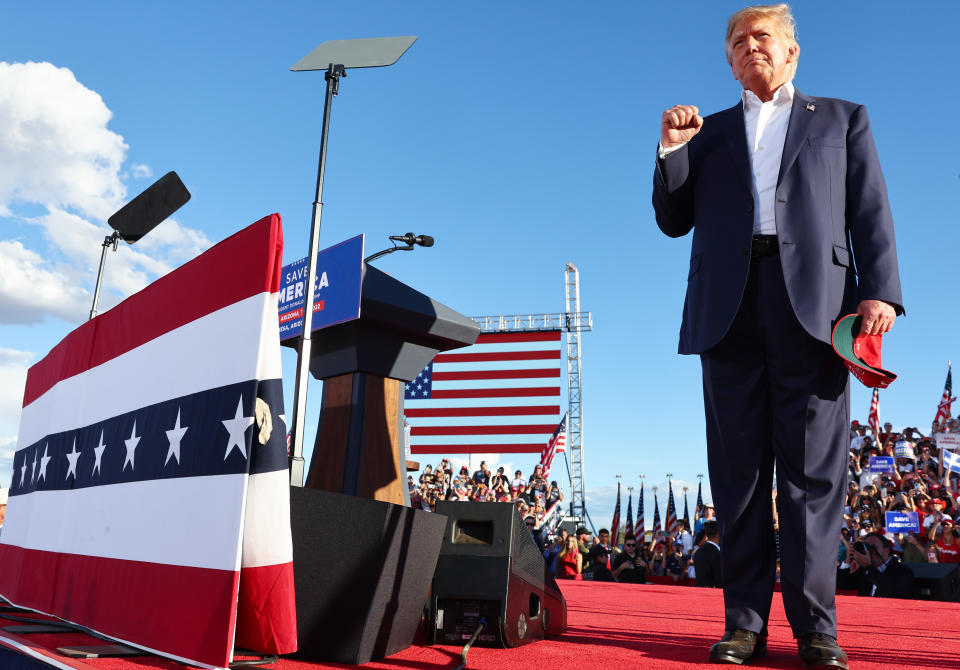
[23,214,284,408]
[0,544,238,668]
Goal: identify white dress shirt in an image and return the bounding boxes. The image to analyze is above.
[658,81,795,235]
[742,81,794,235]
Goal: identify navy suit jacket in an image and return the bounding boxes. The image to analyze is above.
[652,89,903,355]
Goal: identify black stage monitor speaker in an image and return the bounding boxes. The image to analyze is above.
[289,486,447,664]
[429,501,567,648]
[907,562,960,602]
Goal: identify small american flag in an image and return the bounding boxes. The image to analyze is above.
[538,414,566,478]
[404,331,563,454]
[666,481,678,536]
[610,482,621,545]
[624,490,634,540]
[637,482,645,540]
[934,363,955,432]
[652,494,662,539]
[695,480,704,520]
[868,388,881,438]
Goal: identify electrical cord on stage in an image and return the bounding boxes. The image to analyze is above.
[229,649,279,667]
[450,618,486,670]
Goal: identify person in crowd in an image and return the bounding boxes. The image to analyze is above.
[676,519,695,557]
[929,517,960,563]
[836,527,857,590]
[510,469,527,497]
[587,545,616,582]
[555,535,582,580]
[694,505,715,535]
[576,527,593,572]
[900,532,928,563]
[665,540,688,583]
[472,461,490,487]
[694,520,722,588]
[612,533,647,584]
[490,466,507,491]
[851,532,915,599]
[525,515,544,552]
[597,528,613,554]
[648,542,668,577]
[419,464,434,487]
[546,480,563,508]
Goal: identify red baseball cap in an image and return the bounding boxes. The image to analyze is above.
[832,314,897,388]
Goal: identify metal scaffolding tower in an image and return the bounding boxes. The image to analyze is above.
[469,263,592,524]
[563,263,589,523]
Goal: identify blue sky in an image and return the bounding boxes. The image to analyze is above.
[1,2,958,528]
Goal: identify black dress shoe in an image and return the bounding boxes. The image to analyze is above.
[709,629,767,664]
[797,633,849,670]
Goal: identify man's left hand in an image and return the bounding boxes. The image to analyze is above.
[856,300,896,335]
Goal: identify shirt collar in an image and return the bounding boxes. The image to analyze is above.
[742,80,795,111]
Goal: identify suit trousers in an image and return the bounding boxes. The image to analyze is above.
[700,253,849,638]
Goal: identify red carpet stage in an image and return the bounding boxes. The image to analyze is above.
[3,581,959,670]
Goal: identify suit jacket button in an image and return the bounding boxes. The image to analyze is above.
[742,247,749,255]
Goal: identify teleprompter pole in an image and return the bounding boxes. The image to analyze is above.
[289,63,345,487]
[89,232,119,320]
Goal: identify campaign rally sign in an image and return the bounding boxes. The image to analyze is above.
[885,511,920,533]
[936,432,960,452]
[277,234,363,340]
[894,440,915,458]
[0,215,297,669]
[868,456,895,473]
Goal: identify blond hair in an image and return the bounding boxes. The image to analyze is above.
[725,4,799,65]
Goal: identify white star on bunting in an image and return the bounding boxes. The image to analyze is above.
[38,444,51,482]
[123,421,141,471]
[165,409,188,466]
[19,459,28,487]
[93,430,107,476]
[32,449,39,483]
[222,396,254,460]
[65,438,81,480]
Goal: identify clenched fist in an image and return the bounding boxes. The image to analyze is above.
[661,105,703,149]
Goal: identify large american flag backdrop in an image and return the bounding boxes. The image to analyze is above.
[0,215,296,669]
[404,331,563,454]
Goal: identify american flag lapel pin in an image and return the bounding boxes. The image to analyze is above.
[806,102,816,112]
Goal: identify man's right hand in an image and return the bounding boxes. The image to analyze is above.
[661,105,703,149]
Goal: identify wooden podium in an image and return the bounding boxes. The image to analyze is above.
[289,264,479,504]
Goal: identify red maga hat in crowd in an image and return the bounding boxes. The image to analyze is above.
[832,314,897,388]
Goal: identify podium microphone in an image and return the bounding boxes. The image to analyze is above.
[389,233,434,247]
[365,232,435,263]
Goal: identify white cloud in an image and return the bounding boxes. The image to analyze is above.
[0,348,31,447]
[0,240,90,323]
[0,347,30,489]
[0,436,15,491]
[0,62,126,221]
[0,61,211,326]
[130,163,153,179]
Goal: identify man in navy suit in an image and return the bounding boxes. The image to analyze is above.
[652,5,903,669]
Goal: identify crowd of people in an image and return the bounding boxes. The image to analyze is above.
[408,459,563,527]
[406,419,960,600]
[544,418,960,599]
